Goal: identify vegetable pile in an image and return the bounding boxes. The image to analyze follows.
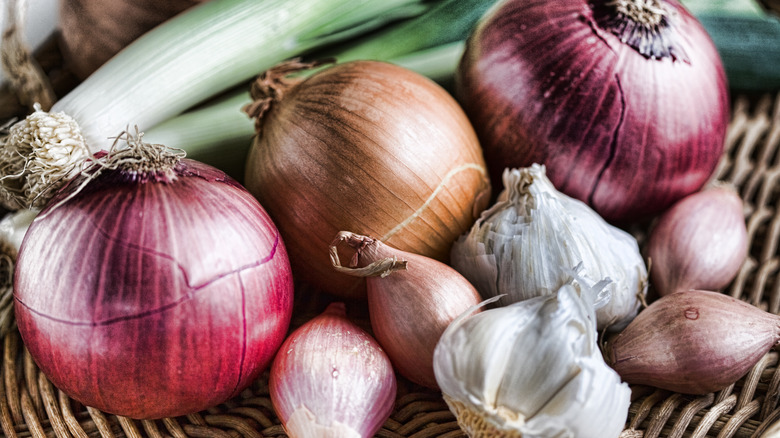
[0,0,775,436]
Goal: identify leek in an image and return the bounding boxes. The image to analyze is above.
[145,42,467,181]
[144,0,498,179]
[681,0,780,91]
[0,0,440,210]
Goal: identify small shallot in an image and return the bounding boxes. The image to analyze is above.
[605,289,780,394]
[646,184,747,296]
[330,231,482,389]
[270,302,396,438]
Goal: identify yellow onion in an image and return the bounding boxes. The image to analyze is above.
[244,60,491,298]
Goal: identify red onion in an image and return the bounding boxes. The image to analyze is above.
[270,302,396,438]
[456,0,729,223]
[330,231,482,389]
[14,135,294,419]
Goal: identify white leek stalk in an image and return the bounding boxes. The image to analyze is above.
[143,0,490,176]
[450,164,648,332]
[143,42,467,178]
[433,285,631,438]
[0,0,434,210]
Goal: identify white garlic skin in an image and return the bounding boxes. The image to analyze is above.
[433,285,630,438]
[450,164,648,331]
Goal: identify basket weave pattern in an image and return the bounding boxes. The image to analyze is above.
[1,74,780,437]
[619,94,780,438]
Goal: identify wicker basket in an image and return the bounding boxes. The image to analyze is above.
[3,33,780,438]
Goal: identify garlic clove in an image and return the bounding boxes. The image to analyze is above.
[451,164,648,332]
[646,184,747,296]
[269,302,396,438]
[434,284,630,438]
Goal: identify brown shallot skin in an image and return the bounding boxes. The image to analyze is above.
[646,185,747,296]
[605,290,780,395]
[331,231,482,389]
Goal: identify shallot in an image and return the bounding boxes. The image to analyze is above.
[605,289,780,394]
[646,184,747,296]
[270,302,396,438]
[330,231,482,389]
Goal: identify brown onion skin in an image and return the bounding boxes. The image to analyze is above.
[60,0,208,79]
[245,60,491,298]
[456,0,729,223]
[15,159,294,419]
[647,185,747,296]
[605,290,780,394]
[332,232,482,389]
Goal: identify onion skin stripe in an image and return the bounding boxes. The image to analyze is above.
[235,271,248,397]
[13,231,281,326]
[588,73,626,206]
[380,162,488,242]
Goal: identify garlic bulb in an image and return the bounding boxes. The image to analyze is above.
[450,164,647,331]
[433,284,631,438]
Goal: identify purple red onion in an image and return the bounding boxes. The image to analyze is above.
[456,0,729,223]
[14,139,294,419]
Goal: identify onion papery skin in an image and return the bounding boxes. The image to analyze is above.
[60,0,207,80]
[14,159,294,419]
[244,60,491,298]
[269,302,396,438]
[605,290,780,394]
[456,0,729,223]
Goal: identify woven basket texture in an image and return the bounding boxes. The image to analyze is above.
[3,29,780,438]
[0,93,777,438]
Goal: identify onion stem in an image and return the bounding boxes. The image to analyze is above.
[50,0,431,150]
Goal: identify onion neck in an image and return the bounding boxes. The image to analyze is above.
[243,58,333,133]
[329,231,408,278]
[592,0,689,61]
[101,130,185,184]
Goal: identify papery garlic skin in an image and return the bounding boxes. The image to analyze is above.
[433,285,630,438]
[450,164,647,331]
[269,302,396,438]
